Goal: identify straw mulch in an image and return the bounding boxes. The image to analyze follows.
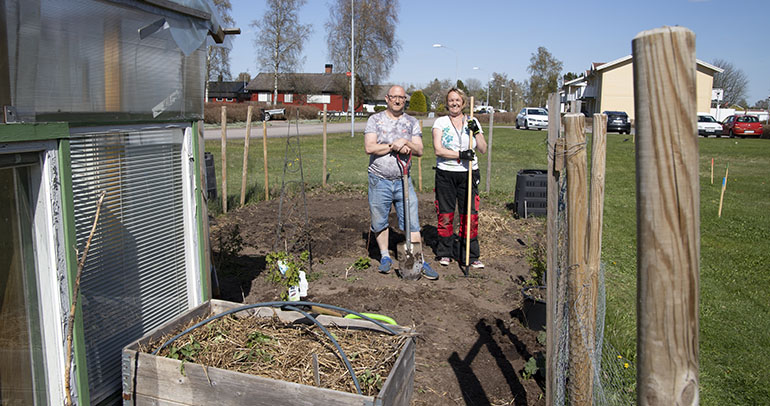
[142,313,411,396]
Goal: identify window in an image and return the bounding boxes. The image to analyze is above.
[258,93,272,102]
[225,98,233,102]
[284,94,293,103]
[1,153,48,405]
[308,94,330,104]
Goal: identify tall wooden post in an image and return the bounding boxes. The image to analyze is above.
[322,104,328,187]
[545,93,563,406]
[564,113,591,405]
[587,113,607,337]
[545,92,561,406]
[465,97,475,268]
[633,26,699,406]
[485,111,493,193]
[220,105,227,213]
[418,119,423,192]
[240,105,253,207]
[262,120,269,200]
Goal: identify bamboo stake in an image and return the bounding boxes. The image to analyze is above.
[718,164,729,217]
[564,113,591,406]
[322,104,328,187]
[485,111,493,193]
[240,105,253,207]
[221,105,227,212]
[634,26,700,406]
[262,120,269,200]
[545,92,561,406]
[418,119,423,192]
[465,97,474,270]
[65,191,106,406]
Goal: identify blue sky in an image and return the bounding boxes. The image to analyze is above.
[228,0,769,105]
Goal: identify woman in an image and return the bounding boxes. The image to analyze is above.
[431,88,488,268]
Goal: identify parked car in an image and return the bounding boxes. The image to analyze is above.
[603,111,631,134]
[474,105,494,114]
[697,113,723,137]
[721,114,763,138]
[260,107,286,121]
[516,107,549,130]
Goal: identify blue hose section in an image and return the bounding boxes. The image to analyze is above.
[150,301,402,394]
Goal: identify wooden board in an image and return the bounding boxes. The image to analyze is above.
[123,300,415,406]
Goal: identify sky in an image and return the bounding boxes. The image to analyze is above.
[226,0,770,105]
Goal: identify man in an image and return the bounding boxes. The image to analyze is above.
[364,85,438,280]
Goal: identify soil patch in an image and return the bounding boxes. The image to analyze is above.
[211,188,547,405]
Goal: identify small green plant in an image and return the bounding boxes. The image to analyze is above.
[522,352,545,380]
[537,331,547,346]
[525,241,546,286]
[266,250,309,300]
[359,369,383,391]
[352,256,371,270]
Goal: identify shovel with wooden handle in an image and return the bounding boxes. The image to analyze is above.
[396,152,422,280]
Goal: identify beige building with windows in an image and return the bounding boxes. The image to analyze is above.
[562,55,723,120]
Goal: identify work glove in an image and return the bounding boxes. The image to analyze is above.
[459,149,475,161]
[467,119,480,135]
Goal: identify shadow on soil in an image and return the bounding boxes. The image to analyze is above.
[448,318,530,406]
[214,254,266,303]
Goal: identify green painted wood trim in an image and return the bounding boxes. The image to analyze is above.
[58,139,92,405]
[0,123,69,142]
[192,121,210,301]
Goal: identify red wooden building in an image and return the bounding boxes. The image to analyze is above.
[245,64,362,112]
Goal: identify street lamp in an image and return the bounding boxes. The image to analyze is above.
[433,43,458,85]
[499,84,507,110]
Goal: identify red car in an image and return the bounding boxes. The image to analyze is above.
[721,115,763,138]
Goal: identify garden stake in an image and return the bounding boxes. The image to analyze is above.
[710,157,714,185]
[463,97,475,276]
[718,163,729,218]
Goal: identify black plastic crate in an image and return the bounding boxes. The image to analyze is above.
[204,152,217,200]
[514,169,547,218]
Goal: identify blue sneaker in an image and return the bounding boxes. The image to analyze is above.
[378,257,393,274]
[422,262,439,280]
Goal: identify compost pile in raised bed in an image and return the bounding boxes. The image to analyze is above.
[141,313,411,396]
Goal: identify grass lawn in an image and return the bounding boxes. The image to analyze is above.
[206,126,770,404]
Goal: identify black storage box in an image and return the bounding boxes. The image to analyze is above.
[513,169,547,218]
[204,151,217,200]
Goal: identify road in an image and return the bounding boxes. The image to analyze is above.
[203,117,438,140]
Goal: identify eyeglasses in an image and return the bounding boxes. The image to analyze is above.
[387,95,407,101]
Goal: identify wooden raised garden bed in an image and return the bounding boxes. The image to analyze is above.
[121,299,415,406]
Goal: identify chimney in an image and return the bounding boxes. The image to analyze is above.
[325,64,333,74]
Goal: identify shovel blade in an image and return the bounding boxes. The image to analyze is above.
[397,242,422,280]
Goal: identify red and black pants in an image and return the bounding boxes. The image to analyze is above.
[434,168,480,265]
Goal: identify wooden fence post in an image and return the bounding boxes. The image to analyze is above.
[221,105,227,213]
[323,104,328,187]
[485,111,493,193]
[545,92,561,406]
[262,120,269,200]
[564,112,591,406]
[587,113,607,332]
[418,119,423,192]
[240,105,253,207]
[633,26,699,406]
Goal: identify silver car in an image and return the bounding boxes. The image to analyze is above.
[516,107,549,130]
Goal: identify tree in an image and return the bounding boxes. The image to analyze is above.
[326,0,402,102]
[753,99,769,110]
[236,72,252,83]
[526,46,562,107]
[252,0,312,105]
[423,78,453,110]
[712,59,749,107]
[409,90,427,113]
[207,0,234,83]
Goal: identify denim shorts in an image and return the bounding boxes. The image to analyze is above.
[368,172,420,233]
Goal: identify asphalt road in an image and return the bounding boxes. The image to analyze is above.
[203,117,438,140]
